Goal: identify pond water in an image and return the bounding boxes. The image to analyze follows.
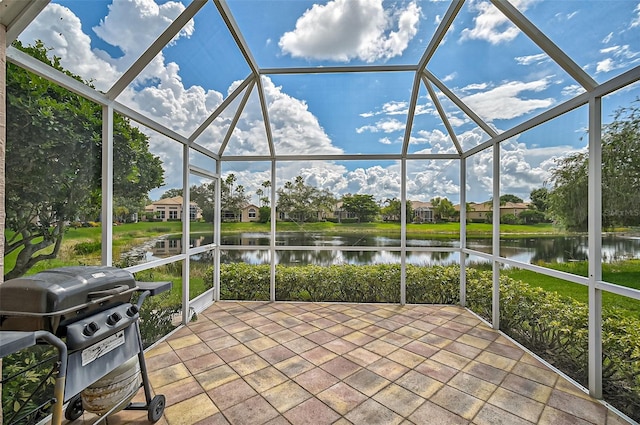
[140,232,640,267]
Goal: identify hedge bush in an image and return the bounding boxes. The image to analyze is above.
[205,263,639,421]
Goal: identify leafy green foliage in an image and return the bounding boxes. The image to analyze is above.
[518,209,547,224]
[499,194,523,204]
[430,197,456,222]
[380,198,413,222]
[276,176,337,223]
[341,194,379,223]
[548,100,640,230]
[530,187,549,213]
[2,346,57,424]
[221,174,250,221]
[5,41,164,279]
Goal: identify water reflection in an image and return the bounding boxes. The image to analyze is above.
[132,232,640,266]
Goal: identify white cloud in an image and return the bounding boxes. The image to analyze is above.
[596,44,640,74]
[602,32,614,44]
[20,2,343,196]
[92,0,193,64]
[561,84,585,97]
[356,118,406,134]
[442,72,457,82]
[461,82,489,92]
[596,58,615,74]
[16,0,579,206]
[461,79,555,122]
[278,0,421,63]
[359,100,434,118]
[19,4,120,91]
[460,0,536,45]
[514,53,549,66]
[631,3,640,28]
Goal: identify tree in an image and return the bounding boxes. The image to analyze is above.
[341,194,380,223]
[529,187,549,212]
[5,41,164,279]
[380,198,413,222]
[256,180,271,207]
[276,176,336,223]
[548,101,640,230]
[221,174,250,221]
[430,197,455,222]
[160,188,183,199]
[499,194,524,204]
[190,182,216,222]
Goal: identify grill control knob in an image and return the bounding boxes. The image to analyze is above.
[126,305,139,317]
[83,321,100,336]
[107,312,122,326]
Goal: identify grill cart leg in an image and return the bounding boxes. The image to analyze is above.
[123,284,171,423]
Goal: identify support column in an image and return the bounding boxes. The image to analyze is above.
[270,160,276,302]
[214,161,222,302]
[459,157,466,307]
[588,96,603,398]
[101,105,113,266]
[182,144,190,324]
[400,158,407,305]
[492,143,500,329]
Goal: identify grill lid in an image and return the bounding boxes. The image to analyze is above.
[0,266,138,333]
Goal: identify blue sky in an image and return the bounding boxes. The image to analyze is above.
[18,0,640,203]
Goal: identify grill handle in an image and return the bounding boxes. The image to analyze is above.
[87,285,131,300]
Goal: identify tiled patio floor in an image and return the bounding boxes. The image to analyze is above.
[66,302,632,425]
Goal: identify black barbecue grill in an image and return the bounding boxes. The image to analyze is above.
[0,266,171,424]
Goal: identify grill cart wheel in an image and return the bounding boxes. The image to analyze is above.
[148,395,165,422]
[65,394,84,421]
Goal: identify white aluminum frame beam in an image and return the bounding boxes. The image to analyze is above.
[2,0,49,46]
[7,46,109,105]
[107,0,207,100]
[101,105,114,266]
[213,0,260,76]
[463,64,640,158]
[417,0,464,72]
[256,76,275,157]
[260,65,417,75]
[218,79,256,156]
[401,72,422,156]
[491,0,597,92]
[220,153,461,162]
[492,143,500,329]
[422,75,463,155]
[424,70,498,139]
[588,97,603,398]
[189,74,254,143]
[459,157,467,307]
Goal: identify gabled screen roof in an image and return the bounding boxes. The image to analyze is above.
[5,0,640,202]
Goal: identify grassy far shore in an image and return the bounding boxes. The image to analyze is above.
[221,220,564,236]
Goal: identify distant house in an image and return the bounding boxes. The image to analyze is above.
[144,196,202,222]
[455,201,531,222]
[411,201,434,223]
[222,203,260,222]
[331,201,357,222]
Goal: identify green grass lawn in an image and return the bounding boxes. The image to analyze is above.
[503,260,640,317]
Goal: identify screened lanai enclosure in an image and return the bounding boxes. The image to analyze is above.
[1,0,640,423]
